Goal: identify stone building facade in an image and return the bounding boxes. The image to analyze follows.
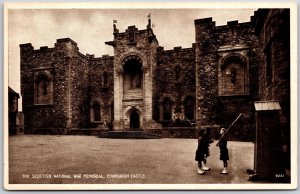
[254,9,290,135]
[253,9,291,174]
[194,17,261,139]
[20,9,290,140]
[9,87,20,135]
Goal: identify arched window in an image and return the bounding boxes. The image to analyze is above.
[93,102,101,122]
[34,72,53,105]
[163,98,172,121]
[219,54,248,95]
[184,96,195,120]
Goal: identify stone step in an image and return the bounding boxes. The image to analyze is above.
[66,128,108,136]
[98,131,162,139]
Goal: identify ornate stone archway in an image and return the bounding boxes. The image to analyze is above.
[113,52,153,131]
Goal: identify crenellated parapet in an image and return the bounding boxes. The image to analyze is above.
[194,15,261,126]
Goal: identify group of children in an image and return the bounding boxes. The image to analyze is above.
[195,127,229,175]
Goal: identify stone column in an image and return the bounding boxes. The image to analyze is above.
[143,66,152,122]
[113,68,124,130]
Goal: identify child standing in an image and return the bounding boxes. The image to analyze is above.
[202,128,213,171]
[219,128,229,174]
[195,128,212,174]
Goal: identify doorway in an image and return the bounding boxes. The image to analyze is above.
[130,110,140,130]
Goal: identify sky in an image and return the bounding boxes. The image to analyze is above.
[8,7,257,109]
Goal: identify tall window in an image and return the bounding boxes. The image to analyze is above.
[163,98,172,120]
[184,96,195,120]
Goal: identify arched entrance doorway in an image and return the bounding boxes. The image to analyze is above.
[130,109,140,130]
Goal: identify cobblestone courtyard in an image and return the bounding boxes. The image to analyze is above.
[9,135,255,184]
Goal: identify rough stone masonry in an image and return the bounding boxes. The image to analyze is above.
[20,9,290,141]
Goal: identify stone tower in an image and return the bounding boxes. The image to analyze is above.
[106,18,159,131]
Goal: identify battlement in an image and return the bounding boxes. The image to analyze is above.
[215,20,252,30]
[125,25,138,32]
[19,43,34,50]
[194,17,214,25]
[86,53,114,61]
[195,16,254,31]
[40,46,49,51]
[157,46,194,53]
[56,38,78,47]
[116,28,149,36]
[20,38,81,53]
[19,43,55,53]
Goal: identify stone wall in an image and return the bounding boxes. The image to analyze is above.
[154,46,196,127]
[9,87,19,135]
[20,38,91,133]
[69,52,89,128]
[254,9,290,127]
[20,43,68,133]
[194,18,260,129]
[88,55,114,128]
[19,10,289,141]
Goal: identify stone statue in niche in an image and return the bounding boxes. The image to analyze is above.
[231,68,236,84]
[130,73,142,89]
[135,73,141,88]
[41,81,48,96]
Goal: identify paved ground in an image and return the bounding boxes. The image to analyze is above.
[9,135,255,184]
